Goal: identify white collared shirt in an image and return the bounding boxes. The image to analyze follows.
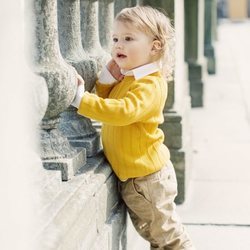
[71,61,161,108]
[120,61,161,80]
[99,61,161,84]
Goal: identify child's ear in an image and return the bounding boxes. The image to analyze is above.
[151,40,162,55]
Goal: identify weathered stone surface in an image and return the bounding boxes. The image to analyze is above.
[114,0,136,14]
[40,117,87,181]
[92,225,111,250]
[36,152,126,249]
[23,0,128,249]
[32,157,62,211]
[96,174,119,233]
[29,0,77,119]
[57,0,101,157]
[58,107,101,157]
[42,150,86,181]
[80,0,111,70]
[57,0,97,91]
[27,0,87,179]
[109,205,127,250]
[92,205,127,250]
[141,0,174,20]
[99,0,114,52]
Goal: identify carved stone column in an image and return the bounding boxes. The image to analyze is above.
[204,0,217,74]
[142,0,192,204]
[185,0,206,107]
[114,0,137,14]
[80,0,110,70]
[28,0,86,181]
[57,0,101,157]
[99,0,115,52]
[57,0,97,91]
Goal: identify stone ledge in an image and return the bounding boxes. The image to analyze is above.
[36,152,125,250]
[43,148,87,181]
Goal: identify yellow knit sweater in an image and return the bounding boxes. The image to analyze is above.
[77,71,170,180]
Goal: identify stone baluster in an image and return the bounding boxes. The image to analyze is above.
[114,0,137,15]
[185,0,206,107]
[57,0,101,157]
[57,0,97,91]
[204,0,217,74]
[28,0,86,181]
[80,0,110,70]
[141,0,192,204]
[99,0,115,52]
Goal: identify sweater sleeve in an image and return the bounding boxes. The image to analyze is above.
[95,81,115,98]
[95,66,117,98]
[77,77,158,126]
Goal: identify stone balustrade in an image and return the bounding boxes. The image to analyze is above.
[99,0,115,51]
[57,0,100,158]
[81,0,111,70]
[27,0,86,181]
[25,0,133,248]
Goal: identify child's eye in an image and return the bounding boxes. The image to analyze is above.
[113,37,118,42]
[125,36,133,41]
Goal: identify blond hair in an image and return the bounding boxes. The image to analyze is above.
[115,6,175,80]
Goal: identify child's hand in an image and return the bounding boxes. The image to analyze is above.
[71,72,85,108]
[76,73,85,86]
[107,59,124,81]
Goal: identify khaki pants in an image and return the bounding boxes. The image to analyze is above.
[119,161,195,250]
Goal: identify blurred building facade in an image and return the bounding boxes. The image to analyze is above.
[1,0,217,249]
[218,0,250,19]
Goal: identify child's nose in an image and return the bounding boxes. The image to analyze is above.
[115,41,123,49]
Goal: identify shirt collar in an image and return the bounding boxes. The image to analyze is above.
[120,61,161,80]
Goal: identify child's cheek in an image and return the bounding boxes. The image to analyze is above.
[111,47,116,57]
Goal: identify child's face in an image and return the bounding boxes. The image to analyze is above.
[111,21,156,71]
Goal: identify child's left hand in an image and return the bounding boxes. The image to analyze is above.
[107,59,124,81]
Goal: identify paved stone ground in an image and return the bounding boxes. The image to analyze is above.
[127,20,250,250]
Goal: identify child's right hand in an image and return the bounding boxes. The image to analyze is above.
[107,59,124,81]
